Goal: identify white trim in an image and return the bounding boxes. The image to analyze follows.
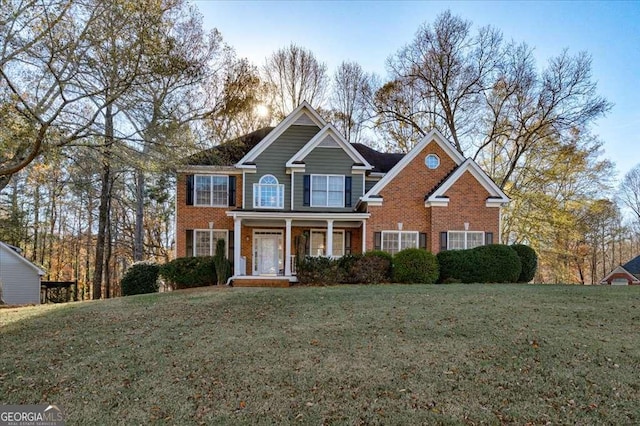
[310,228,346,257]
[237,101,326,166]
[290,171,295,209]
[177,165,241,174]
[310,174,345,208]
[285,124,373,171]
[380,230,419,255]
[242,170,246,209]
[425,153,440,169]
[194,174,229,207]
[192,229,229,257]
[252,229,284,276]
[424,159,510,206]
[362,129,465,203]
[226,211,370,221]
[447,230,485,250]
[0,242,45,276]
[253,174,284,209]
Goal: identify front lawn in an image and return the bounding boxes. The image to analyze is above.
[1,284,638,424]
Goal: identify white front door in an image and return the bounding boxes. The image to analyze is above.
[254,232,283,275]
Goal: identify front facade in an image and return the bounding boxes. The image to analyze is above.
[0,241,45,304]
[175,102,509,284]
[600,256,640,285]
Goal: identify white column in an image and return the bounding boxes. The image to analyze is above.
[284,218,292,276]
[362,219,367,253]
[326,219,334,257]
[234,217,242,275]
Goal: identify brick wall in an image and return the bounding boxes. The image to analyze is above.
[365,139,500,253]
[175,172,242,257]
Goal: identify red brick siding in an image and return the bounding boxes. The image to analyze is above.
[175,172,242,257]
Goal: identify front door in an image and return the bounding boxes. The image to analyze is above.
[254,232,283,275]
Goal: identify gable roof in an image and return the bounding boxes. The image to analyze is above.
[185,127,274,166]
[362,129,466,202]
[352,144,405,173]
[286,124,373,170]
[425,159,510,207]
[600,265,640,284]
[236,101,326,168]
[0,241,45,276]
[622,255,640,275]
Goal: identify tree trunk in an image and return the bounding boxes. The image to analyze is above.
[133,169,145,262]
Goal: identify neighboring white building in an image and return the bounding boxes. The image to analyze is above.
[0,241,45,305]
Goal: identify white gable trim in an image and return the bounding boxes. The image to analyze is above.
[236,101,326,167]
[600,265,640,284]
[285,124,373,171]
[425,159,510,207]
[0,242,45,276]
[361,129,465,202]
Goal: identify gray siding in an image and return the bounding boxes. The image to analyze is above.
[365,177,381,193]
[294,147,363,211]
[247,125,320,210]
[0,246,41,304]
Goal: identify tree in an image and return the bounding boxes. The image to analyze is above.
[376,10,611,188]
[263,43,328,119]
[330,61,372,143]
[619,165,640,222]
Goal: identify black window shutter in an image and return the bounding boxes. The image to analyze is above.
[485,232,493,245]
[228,230,234,262]
[345,231,352,254]
[345,176,352,207]
[228,176,236,206]
[374,232,381,251]
[186,175,194,206]
[440,232,448,251]
[303,175,311,206]
[186,230,194,257]
[419,233,427,250]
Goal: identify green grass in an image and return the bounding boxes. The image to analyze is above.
[1,284,639,425]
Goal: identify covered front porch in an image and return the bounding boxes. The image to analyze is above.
[226,211,370,284]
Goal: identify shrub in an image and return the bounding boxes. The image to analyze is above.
[511,244,538,282]
[121,261,160,296]
[392,248,439,284]
[337,254,362,284]
[213,239,231,285]
[296,256,340,285]
[337,253,392,284]
[364,250,393,281]
[437,245,521,283]
[159,257,216,289]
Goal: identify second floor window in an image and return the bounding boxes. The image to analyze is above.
[195,175,228,206]
[311,175,344,207]
[254,174,284,208]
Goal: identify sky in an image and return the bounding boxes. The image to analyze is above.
[195,0,640,183]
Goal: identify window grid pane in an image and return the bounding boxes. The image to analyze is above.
[311,175,344,207]
[332,231,344,257]
[195,231,211,256]
[448,232,465,250]
[310,231,326,256]
[211,176,228,206]
[467,232,484,249]
[400,233,418,250]
[382,232,400,255]
[195,176,211,205]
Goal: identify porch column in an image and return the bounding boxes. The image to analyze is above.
[284,218,292,276]
[234,217,242,275]
[326,219,334,257]
[362,219,367,253]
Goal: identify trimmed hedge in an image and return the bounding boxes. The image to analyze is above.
[159,256,217,289]
[393,248,439,284]
[339,252,392,284]
[296,256,339,285]
[364,250,393,281]
[121,261,159,296]
[511,244,538,282]
[437,245,522,283]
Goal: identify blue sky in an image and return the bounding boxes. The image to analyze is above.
[196,0,640,182]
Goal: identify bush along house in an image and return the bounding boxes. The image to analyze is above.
[175,102,510,286]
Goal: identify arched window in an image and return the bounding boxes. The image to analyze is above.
[254,174,284,208]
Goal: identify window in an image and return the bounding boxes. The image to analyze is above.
[254,174,284,208]
[425,154,440,169]
[193,230,228,256]
[310,230,345,257]
[195,175,228,206]
[447,231,484,250]
[382,231,418,255]
[311,175,344,207]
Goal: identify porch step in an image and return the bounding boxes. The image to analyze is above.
[231,278,291,288]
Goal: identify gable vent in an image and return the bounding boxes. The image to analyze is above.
[294,113,317,126]
[318,135,340,148]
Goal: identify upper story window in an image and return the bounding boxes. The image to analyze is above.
[254,174,284,209]
[448,231,484,250]
[311,175,344,207]
[425,154,440,169]
[382,231,418,255]
[195,175,228,206]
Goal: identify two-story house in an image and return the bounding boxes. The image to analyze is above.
[175,102,509,286]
